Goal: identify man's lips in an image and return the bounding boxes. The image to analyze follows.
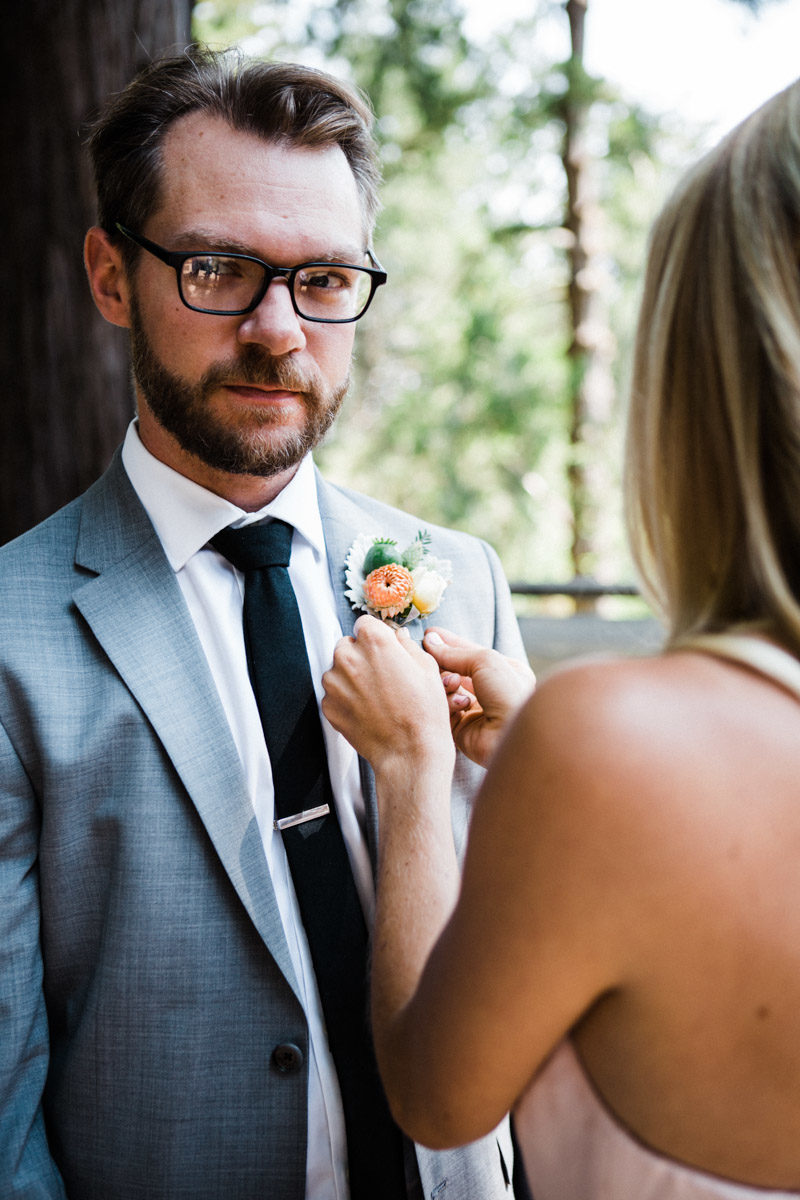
[221,382,302,401]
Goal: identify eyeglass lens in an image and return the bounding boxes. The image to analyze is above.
[180,254,373,318]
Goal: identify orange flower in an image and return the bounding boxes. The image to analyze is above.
[363,562,414,619]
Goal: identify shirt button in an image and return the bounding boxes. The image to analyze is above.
[272,1042,304,1073]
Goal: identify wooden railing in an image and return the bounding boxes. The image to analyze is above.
[509,580,640,599]
[507,580,662,671]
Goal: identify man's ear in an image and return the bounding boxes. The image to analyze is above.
[84,226,132,328]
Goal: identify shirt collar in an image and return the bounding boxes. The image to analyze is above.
[121,421,326,572]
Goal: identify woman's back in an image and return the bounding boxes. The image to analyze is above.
[514,1037,800,1199]
[521,637,800,1188]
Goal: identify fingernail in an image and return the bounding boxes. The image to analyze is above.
[425,631,444,646]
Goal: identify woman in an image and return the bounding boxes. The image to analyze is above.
[322,79,800,1197]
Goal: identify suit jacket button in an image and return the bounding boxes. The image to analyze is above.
[272,1042,304,1073]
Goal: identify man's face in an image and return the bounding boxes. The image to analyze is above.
[124,113,365,487]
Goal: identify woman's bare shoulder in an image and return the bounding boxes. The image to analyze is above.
[504,644,800,832]
[502,647,785,827]
[522,646,778,743]
[515,652,698,766]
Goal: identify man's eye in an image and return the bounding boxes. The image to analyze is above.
[302,269,352,291]
[188,256,240,281]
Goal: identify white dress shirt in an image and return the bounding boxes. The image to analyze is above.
[122,421,374,1200]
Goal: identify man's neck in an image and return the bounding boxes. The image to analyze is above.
[136,410,301,510]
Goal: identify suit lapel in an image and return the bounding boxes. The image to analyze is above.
[314,473,368,639]
[315,473,431,871]
[315,474,383,864]
[72,457,301,999]
[315,472,426,649]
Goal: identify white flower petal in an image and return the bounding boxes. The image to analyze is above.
[344,536,452,622]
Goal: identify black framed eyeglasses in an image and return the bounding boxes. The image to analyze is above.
[115,223,387,323]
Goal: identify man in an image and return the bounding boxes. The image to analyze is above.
[0,47,527,1199]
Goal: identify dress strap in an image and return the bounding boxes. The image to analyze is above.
[676,633,800,702]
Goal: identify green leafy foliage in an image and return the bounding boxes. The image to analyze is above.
[191,0,697,586]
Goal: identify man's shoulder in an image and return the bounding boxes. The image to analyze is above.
[0,493,85,575]
[317,476,492,560]
[0,497,91,662]
[0,450,145,597]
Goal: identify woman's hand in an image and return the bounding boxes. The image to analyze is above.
[423,627,535,767]
[325,622,465,1133]
[322,615,456,780]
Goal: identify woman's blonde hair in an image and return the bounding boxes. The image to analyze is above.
[625,79,800,651]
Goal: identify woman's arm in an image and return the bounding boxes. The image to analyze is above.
[371,661,642,1147]
[323,623,639,1148]
[322,617,463,1099]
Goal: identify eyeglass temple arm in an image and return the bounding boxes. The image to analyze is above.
[115,222,176,267]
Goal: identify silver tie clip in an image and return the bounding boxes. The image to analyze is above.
[273,804,330,832]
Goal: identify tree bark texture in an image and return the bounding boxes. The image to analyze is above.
[0,0,193,543]
[562,0,615,609]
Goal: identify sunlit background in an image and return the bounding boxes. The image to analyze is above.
[193,0,799,616]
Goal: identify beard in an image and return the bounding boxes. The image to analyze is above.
[128,294,349,477]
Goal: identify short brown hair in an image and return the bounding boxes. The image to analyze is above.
[87,45,381,247]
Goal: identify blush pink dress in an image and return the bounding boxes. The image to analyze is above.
[514,635,800,1200]
[514,1039,800,1200]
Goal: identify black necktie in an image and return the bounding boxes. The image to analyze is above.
[211,519,407,1199]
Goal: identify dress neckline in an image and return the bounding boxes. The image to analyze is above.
[674,633,800,701]
[515,1038,800,1198]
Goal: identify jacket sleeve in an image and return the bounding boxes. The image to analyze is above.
[0,718,67,1198]
[480,539,527,664]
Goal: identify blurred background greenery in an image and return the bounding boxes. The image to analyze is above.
[3,0,795,634]
[191,0,793,616]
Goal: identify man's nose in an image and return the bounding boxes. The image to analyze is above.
[237,277,306,355]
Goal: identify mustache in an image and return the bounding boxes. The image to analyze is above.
[200,348,318,394]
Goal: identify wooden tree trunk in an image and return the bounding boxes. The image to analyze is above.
[562,0,615,610]
[0,0,193,544]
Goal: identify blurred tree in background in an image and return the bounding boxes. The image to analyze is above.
[0,0,192,545]
[194,0,682,590]
[5,0,779,582]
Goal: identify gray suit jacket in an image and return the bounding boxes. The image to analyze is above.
[0,452,526,1199]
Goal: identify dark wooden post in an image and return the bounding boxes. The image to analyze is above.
[0,0,193,543]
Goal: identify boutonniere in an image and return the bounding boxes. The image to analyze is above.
[344,531,452,625]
